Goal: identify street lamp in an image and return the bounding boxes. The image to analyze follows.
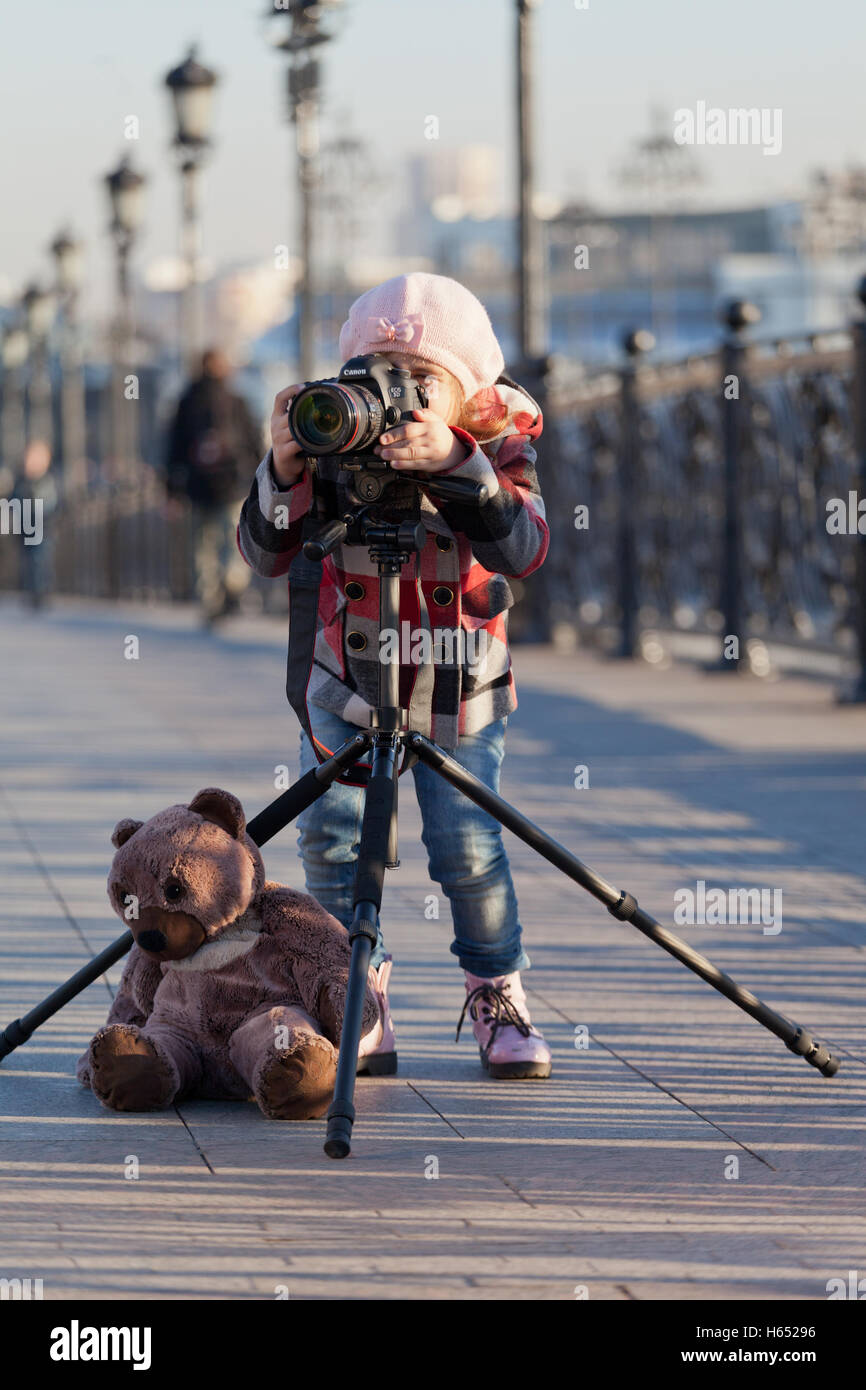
[165,45,218,146]
[1,323,29,485]
[50,228,86,488]
[22,283,54,341]
[21,282,54,450]
[104,156,147,479]
[51,229,84,297]
[164,46,219,370]
[2,325,29,371]
[105,157,146,294]
[265,0,344,379]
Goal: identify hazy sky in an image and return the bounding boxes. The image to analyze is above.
[1,0,863,313]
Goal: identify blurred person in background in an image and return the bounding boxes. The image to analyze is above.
[12,439,59,610]
[164,348,262,625]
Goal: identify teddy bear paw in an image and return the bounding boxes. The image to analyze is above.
[254,1032,338,1121]
[89,1025,178,1112]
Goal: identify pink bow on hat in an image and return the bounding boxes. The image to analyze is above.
[367,314,422,346]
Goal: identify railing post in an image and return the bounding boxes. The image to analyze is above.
[616,329,653,658]
[513,350,552,642]
[840,277,866,703]
[716,298,760,670]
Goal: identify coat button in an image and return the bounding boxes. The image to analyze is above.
[345,581,365,601]
[346,631,367,652]
[432,586,454,606]
[435,535,452,551]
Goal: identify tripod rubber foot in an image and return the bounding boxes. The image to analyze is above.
[0,1019,28,1062]
[324,1107,354,1159]
[786,1027,840,1077]
[356,1051,398,1076]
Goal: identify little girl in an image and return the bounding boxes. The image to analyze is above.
[238,272,552,1080]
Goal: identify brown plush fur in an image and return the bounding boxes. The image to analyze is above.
[77,788,378,1120]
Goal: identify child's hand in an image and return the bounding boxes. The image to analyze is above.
[270,385,307,487]
[374,408,470,474]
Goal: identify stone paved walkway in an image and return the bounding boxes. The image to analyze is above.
[1,598,864,1300]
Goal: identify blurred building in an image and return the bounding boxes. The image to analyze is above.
[127,158,866,380]
[546,201,801,359]
[139,256,293,361]
[800,168,866,258]
[715,171,866,339]
[397,145,506,256]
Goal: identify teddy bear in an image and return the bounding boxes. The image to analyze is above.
[76,787,380,1121]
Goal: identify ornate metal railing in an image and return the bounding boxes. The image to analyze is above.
[51,475,197,603]
[541,291,866,694]
[3,288,866,695]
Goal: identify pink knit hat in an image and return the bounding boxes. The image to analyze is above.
[338,272,504,400]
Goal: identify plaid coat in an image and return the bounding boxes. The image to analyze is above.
[237,376,548,751]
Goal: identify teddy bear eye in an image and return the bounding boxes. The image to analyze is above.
[164,880,184,902]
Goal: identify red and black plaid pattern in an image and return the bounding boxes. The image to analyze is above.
[237,380,548,750]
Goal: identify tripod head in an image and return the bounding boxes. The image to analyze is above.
[302,512,426,566]
[302,468,488,565]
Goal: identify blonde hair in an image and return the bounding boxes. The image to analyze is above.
[456,386,515,442]
[402,353,518,442]
[442,374,514,442]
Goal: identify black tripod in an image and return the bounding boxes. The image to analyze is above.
[0,477,841,1157]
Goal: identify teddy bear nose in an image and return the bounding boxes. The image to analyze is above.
[138,929,167,953]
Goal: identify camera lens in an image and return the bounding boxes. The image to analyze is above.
[290,383,384,455]
[293,388,348,450]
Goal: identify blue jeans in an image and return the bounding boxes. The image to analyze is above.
[296,708,530,979]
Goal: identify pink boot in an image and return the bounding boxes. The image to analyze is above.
[357,955,398,1076]
[457,971,552,1079]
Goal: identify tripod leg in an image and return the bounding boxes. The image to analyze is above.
[409,733,840,1078]
[0,734,374,1064]
[325,737,400,1158]
[0,932,134,1061]
[246,733,372,846]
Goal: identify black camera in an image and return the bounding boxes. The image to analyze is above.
[287,353,429,502]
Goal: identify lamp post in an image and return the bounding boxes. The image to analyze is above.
[516,0,547,366]
[1,323,29,486]
[21,282,55,452]
[265,0,343,379]
[104,156,146,480]
[164,47,219,373]
[50,228,86,489]
[514,0,552,640]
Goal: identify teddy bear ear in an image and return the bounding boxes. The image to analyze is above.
[111,818,144,849]
[188,788,246,840]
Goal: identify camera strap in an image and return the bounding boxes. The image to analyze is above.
[284,518,360,787]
